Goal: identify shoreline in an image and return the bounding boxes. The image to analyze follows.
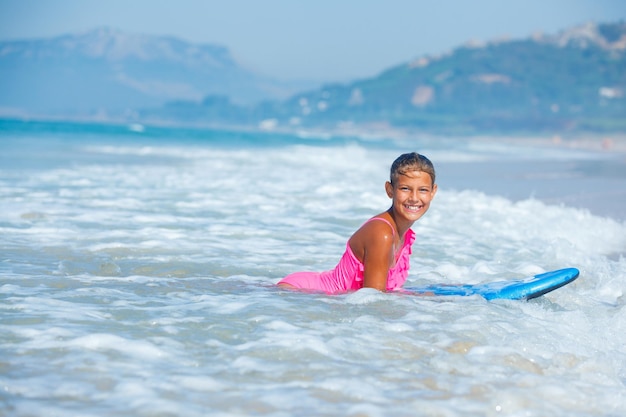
[3,114,626,153]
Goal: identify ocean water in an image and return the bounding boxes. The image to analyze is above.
[1,120,625,416]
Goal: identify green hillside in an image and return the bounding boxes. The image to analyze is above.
[149,22,626,134]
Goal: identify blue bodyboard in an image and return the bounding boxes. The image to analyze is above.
[406,268,579,300]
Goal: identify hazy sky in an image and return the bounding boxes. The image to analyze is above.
[0,0,624,82]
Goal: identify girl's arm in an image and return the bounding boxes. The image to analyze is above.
[351,221,395,291]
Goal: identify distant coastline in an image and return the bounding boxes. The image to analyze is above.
[2,22,625,136]
[3,114,626,156]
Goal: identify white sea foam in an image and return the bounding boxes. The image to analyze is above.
[1,125,625,416]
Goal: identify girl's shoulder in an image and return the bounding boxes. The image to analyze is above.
[352,215,396,245]
[363,215,396,235]
[349,215,397,262]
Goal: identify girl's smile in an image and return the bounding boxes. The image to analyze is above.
[386,170,437,224]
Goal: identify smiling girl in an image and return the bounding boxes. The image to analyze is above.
[278,152,437,293]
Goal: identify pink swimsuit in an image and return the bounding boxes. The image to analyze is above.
[278,218,415,294]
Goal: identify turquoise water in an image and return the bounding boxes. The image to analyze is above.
[1,120,625,416]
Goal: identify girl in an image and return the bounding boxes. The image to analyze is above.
[278,152,437,293]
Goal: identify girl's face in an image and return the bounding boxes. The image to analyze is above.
[385,170,437,223]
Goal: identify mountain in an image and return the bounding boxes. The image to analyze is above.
[2,22,624,134]
[263,21,626,133]
[0,27,314,116]
[146,21,625,134]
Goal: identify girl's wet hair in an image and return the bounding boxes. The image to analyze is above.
[390,152,436,185]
